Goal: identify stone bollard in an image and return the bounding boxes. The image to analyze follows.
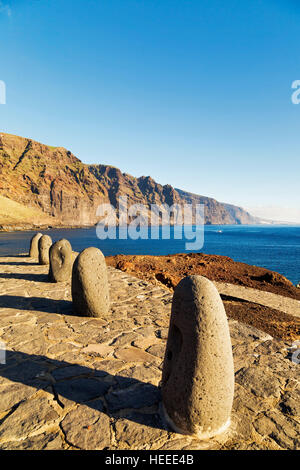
[161,275,234,439]
[29,233,43,258]
[49,239,73,282]
[71,247,110,317]
[38,235,52,265]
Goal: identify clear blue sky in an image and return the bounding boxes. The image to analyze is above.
[1,0,300,221]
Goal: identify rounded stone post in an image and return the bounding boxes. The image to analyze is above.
[29,233,43,258]
[38,235,52,265]
[161,275,234,439]
[71,247,110,317]
[49,239,73,282]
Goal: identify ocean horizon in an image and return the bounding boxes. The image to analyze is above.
[0,224,299,286]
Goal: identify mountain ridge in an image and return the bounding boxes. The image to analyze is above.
[0,132,262,228]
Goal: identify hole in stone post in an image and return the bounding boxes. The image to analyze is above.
[170,324,183,358]
[163,324,183,385]
[167,350,172,360]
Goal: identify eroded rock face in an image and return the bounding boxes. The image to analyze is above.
[49,239,73,282]
[29,233,43,258]
[71,247,110,317]
[161,275,234,439]
[0,132,261,227]
[38,235,52,265]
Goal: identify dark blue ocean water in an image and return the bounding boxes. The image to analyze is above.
[0,225,299,285]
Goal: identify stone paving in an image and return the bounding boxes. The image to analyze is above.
[0,255,299,450]
[215,282,300,319]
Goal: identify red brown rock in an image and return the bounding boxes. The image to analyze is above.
[0,132,260,229]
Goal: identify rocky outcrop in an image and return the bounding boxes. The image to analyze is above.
[106,253,300,341]
[106,252,300,300]
[0,132,262,228]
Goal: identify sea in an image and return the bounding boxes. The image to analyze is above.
[0,225,299,286]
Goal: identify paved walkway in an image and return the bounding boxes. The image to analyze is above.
[215,282,300,319]
[0,256,299,450]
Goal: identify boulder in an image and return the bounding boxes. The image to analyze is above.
[161,274,234,439]
[71,247,110,317]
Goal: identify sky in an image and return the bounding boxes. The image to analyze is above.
[0,0,300,222]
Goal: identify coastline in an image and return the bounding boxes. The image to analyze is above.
[1,224,299,291]
[106,252,300,301]
[0,223,97,233]
[1,221,298,233]
[106,252,300,341]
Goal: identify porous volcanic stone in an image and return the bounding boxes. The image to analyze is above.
[29,233,43,258]
[48,239,73,282]
[38,235,52,265]
[161,275,234,439]
[71,247,110,317]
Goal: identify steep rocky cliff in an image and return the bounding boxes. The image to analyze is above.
[0,132,261,227]
[176,189,260,225]
[0,133,106,226]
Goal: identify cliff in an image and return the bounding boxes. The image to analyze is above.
[176,189,260,225]
[0,132,261,228]
[0,133,106,227]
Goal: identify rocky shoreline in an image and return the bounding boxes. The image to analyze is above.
[106,253,300,342]
[0,223,96,233]
[106,252,300,299]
